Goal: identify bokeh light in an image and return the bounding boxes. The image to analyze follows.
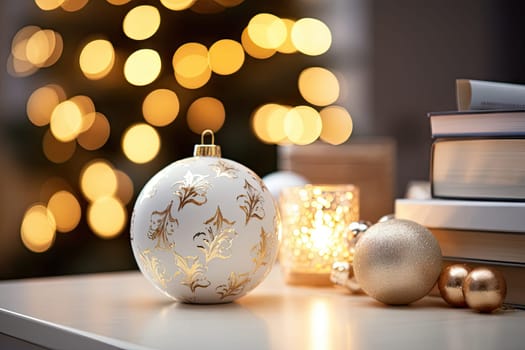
[124,49,162,86]
[122,123,161,164]
[215,0,244,7]
[60,0,89,12]
[208,39,245,75]
[123,5,161,41]
[43,129,77,163]
[277,18,297,54]
[247,13,287,49]
[69,95,96,129]
[88,197,126,239]
[298,67,340,106]
[77,112,111,150]
[142,89,180,127]
[114,170,134,205]
[291,18,332,56]
[284,105,322,145]
[187,97,225,134]
[319,105,353,145]
[27,84,65,126]
[20,204,56,253]
[241,27,275,59]
[47,190,81,233]
[252,103,290,144]
[80,160,118,202]
[160,0,196,11]
[34,0,64,11]
[172,42,211,89]
[50,100,83,142]
[106,0,131,5]
[79,39,115,80]
[25,29,63,68]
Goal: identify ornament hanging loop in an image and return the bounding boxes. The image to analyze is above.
[201,129,215,145]
[194,129,221,157]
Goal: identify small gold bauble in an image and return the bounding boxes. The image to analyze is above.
[353,219,442,305]
[463,267,507,313]
[438,264,472,307]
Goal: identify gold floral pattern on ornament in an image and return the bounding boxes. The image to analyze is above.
[174,171,211,211]
[251,227,274,273]
[237,179,265,225]
[193,206,237,264]
[173,252,211,299]
[147,200,178,249]
[210,160,239,178]
[216,271,251,300]
[137,248,171,290]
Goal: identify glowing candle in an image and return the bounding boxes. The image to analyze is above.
[279,184,359,285]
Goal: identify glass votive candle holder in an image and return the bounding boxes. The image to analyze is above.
[279,184,359,286]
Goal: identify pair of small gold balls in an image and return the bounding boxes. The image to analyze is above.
[438,264,507,313]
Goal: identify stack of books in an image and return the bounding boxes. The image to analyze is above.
[396,79,525,309]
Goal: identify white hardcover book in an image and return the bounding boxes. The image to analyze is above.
[395,198,525,233]
[456,79,525,111]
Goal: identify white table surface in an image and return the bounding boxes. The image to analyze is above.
[0,266,524,350]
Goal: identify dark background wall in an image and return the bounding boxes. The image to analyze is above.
[371,0,525,195]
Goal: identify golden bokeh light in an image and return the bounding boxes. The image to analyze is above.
[160,0,196,11]
[77,112,111,150]
[291,18,332,56]
[209,39,245,75]
[124,49,162,86]
[122,123,161,164]
[175,68,212,89]
[50,100,83,142]
[123,5,161,41]
[69,95,96,130]
[106,0,131,5]
[34,0,64,11]
[191,0,225,14]
[114,170,134,205]
[252,103,290,144]
[88,197,127,239]
[79,39,115,80]
[241,27,275,59]
[43,129,77,163]
[298,67,340,106]
[172,42,209,78]
[7,55,38,77]
[214,0,244,7]
[320,105,353,145]
[80,160,118,202]
[11,26,40,61]
[27,84,65,127]
[25,29,62,67]
[247,13,287,49]
[284,105,322,145]
[60,0,89,12]
[47,190,81,233]
[187,97,225,134]
[172,42,211,89]
[20,204,56,253]
[142,89,180,127]
[277,19,297,54]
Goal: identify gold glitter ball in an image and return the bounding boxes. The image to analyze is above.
[353,219,442,305]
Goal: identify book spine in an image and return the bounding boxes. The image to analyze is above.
[456,79,525,111]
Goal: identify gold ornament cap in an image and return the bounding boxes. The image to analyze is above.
[194,129,221,157]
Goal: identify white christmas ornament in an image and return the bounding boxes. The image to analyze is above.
[131,130,280,304]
